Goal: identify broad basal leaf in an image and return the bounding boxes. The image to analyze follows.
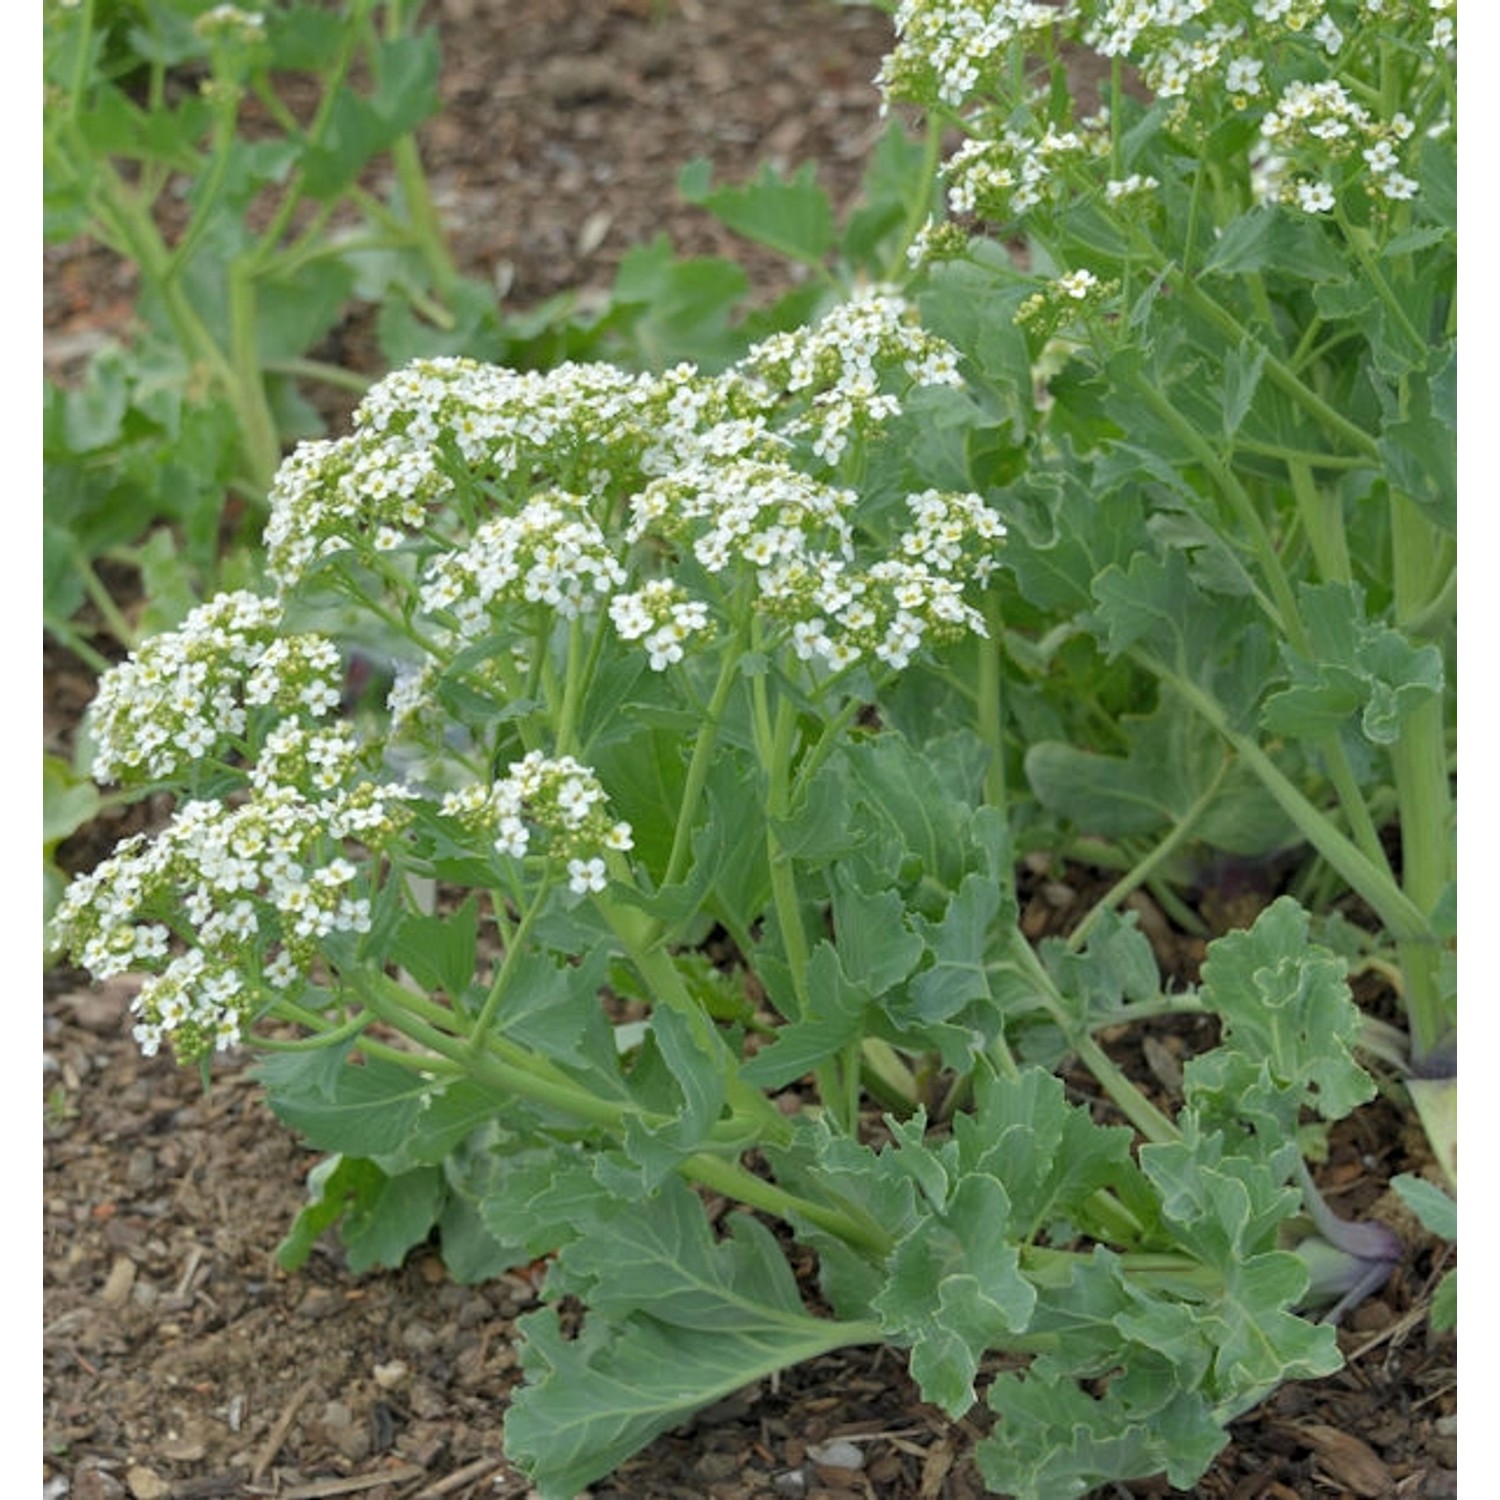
[1193,896,1375,1122]
[505,1174,876,1497]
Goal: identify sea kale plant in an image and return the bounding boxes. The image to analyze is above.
[877,0,1456,1176]
[51,1,1454,1496]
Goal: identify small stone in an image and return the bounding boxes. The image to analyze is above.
[71,1471,124,1500]
[124,1468,169,1500]
[158,1436,205,1462]
[99,1256,136,1308]
[373,1360,409,1389]
[807,1437,865,1470]
[296,1287,341,1320]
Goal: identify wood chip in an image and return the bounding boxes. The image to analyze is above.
[277,1466,425,1499]
[250,1379,316,1483]
[1298,1422,1393,1497]
[411,1455,507,1498]
[99,1255,137,1308]
[918,1436,955,1500]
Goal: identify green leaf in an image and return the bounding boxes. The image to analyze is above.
[620,1004,729,1178]
[339,1163,444,1273]
[62,348,130,452]
[1202,206,1346,281]
[258,1052,431,1156]
[1390,1174,1456,1242]
[840,118,931,274]
[831,879,925,997]
[256,259,358,362]
[608,237,751,370]
[740,943,868,1088]
[471,1140,606,1262]
[1139,1123,1342,1399]
[276,1154,368,1271]
[876,1171,1036,1415]
[1192,897,1376,1124]
[980,1367,1230,1500]
[843,732,974,892]
[44,753,101,849]
[1024,742,1172,838]
[1431,1270,1456,1332]
[369,30,443,139]
[389,898,479,1001]
[274,1152,444,1273]
[908,873,1004,1023]
[1220,338,1266,438]
[505,1175,870,1496]
[1090,547,1196,664]
[375,1078,504,1173]
[1377,364,1457,531]
[1263,583,1446,747]
[507,1300,864,1499]
[678,158,834,266]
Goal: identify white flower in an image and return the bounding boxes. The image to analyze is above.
[1055,269,1098,300]
[1225,56,1263,96]
[1295,179,1336,213]
[567,857,608,895]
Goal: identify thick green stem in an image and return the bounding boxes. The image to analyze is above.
[468,883,552,1045]
[352,970,890,1252]
[978,595,1007,812]
[1142,652,1434,944]
[885,113,944,281]
[599,898,793,1144]
[356,970,637,1130]
[1125,371,1293,639]
[685,1153,893,1259]
[1387,491,1456,1064]
[1067,755,1231,953]
[1286,457,1351,586]
[662,638,745,889]
[1008,936,1180,1146]
[225,262,284,490]
[758,689,812,1016]
[1174,278,1382,461]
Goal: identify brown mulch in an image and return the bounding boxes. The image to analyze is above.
[43,4,1456,1498]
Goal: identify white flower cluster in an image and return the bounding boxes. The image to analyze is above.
[1260,79,1419,209]
[877,0,1059,110]
[51,776,413,1063]
[193,4,265,43]
[441,752,633,893]
[608,580,713,671]
[264,432,454,587]
[419,489,627,636]
[88,591,342,785]
[742,287,964,465]
[944,125,1104,226]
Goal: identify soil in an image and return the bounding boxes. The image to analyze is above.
[43,4,1457,1498]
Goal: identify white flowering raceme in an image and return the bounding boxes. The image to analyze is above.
[193,3,265,43]
[943,124,1104,227]
[50,776,413,1064]
[1259,79,1420,210]
[629,457,856,576]
[87,591,343,785]
[441,752,632,887]
[608,580,714,671]
[877,0,1059,111]
[742,287,965,465]
[418,489,627,636]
